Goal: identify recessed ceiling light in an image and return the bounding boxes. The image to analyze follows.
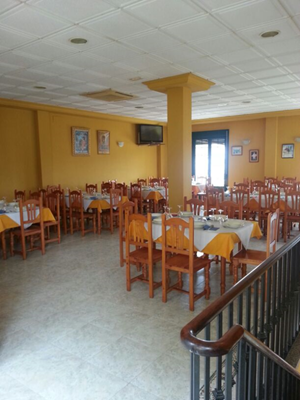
[34,86,46,90]
[129,77,142,82]
[242,100,251,104]
[135,106,144,109]
[70,38,88,44]
[260,30,280,38]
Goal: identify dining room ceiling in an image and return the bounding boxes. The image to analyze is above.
[0,0,299,122]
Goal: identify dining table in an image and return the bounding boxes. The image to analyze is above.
[0,207,55,233]
[148,214,262,295]
[65,192,129,234]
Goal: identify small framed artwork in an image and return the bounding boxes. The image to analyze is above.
[231,146,243,156]
[282,143,294,159]
[72,127,90,156]
[249,149,259,163]
[97,130,110,155]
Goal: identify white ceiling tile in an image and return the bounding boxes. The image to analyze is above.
[234,57,275,72]
[175,55,221,72]
[115,55,166,71]
[86,10,152,40]
[153,44,203,64]
[197,0,250,12]
[0,26,37,49]
[33,0,116,23]
[87,42,142,62]
[0,6,71,37]
[217,0,287,30]
[28,61,83,75]
[19,40,77,60]
[273,51,300,66]
[120,30,182,53]
[163,15,229,42]
[0,51,47,68]
[280,0,300,15]
[191,33,249,55]
[127,0,204,27]
[238,18,299,44]
[47,27,112,49]
[216,48,261,64]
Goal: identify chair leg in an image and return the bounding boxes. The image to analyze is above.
[126,259,131,291]
[21,233,26,260]
[189,272,194,311]
[233,262,239,285]
[149,263,154,299]
[1,232,6,260]
[97,211,101,235]
[241,264,247,277]
[162,265,167,303]
[205,266,210,299]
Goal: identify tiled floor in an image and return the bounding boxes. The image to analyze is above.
[0,229,287,400]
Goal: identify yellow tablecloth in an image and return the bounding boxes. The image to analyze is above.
[201,221,262,261]
[88,196,129,212]
[0,208,55,233]
[145,192,163,203]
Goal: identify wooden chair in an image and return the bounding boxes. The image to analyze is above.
[137,178,147,186]
[125,211,162,298]
[149,178,161,186]
[29,191,40,201]
[183,196,207,215]
[265,178,280,191]
[101,181,113,194]
[10,197,45,260]
[86,183,98,194]
[258,189,279,233]
[206,187,224,211]
[161,214,211,311]
[282,176,296,184]
[69,190,96,236]
[130,183,148,213]
[44,192,61,245]
[107,188,122,234]
[1,231,7,260]
[119,199,138,267]
[250,180,266,193]
[160,177,168,185]
[158,183,169,212]
[233,182,249,190]
[52,189,67,234]
[46,184,61,193]
[218,200,243,219]
[14,190,25,201]
[230,189,250,219]
[115,182,127,196]
[38,189,47,206]
[294,182,300,191]
[232,209,279,284]
[283,191,300,242]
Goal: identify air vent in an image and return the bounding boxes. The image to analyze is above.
[82,89,136,102]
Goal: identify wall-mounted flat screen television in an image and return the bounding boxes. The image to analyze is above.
[137,124,163,145]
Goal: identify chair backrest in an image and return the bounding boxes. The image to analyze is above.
[161,214,194,272]
[29,191,40,201]
[46,184,61,193]
[218,200,243,219]
[115,183,127,196]
[69,190,83,217]
[282,176,296,184]
[149,178,161,186]
[206,187,223,209]
[52,189,66,207]
[86,183,98,194]
[137,178,147,186]
[38,189,47,206]
[101,181,113,194]
[265,178,280,190]
[125,211,153,256]
[183,196,207,215]
[46,192,60,220]
[110,188,122,207]
[160,177,168,185]
[230,188,250,204]
[14,190,25,201]
[19,197,43,228]
[130,183,142,200]
[233,182,249,190]
[293,181,300,191]
[259,189,279,210]
[285,191,300,213]
[266,208,279,257]
[250,180,266,192]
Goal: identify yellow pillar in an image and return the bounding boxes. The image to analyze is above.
[167,86,192,208]
[37,110,54,186]
[143,73,214,208]
[264,117,278,178]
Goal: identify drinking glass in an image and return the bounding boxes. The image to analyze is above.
[163,205,167,214]
[177,205,182,216]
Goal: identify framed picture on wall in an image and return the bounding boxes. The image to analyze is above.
[97,130,110,155]
[249,149,259,163]
[231,146,243,156]
[282,143,294,159]
[71,127,90,156]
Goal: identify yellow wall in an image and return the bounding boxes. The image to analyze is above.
[192,119,266,186]
[277,116,300,178]
[0,106,41,200]
[0,99,166,200]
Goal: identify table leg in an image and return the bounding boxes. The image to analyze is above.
[97,210,101,234]
[221,257,226,295]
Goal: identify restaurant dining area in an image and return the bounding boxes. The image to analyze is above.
[1,0,300,398]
